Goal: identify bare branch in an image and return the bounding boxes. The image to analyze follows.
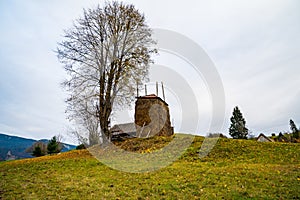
[57,1,157,144]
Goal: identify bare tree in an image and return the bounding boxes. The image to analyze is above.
[55,133,64,150]
[57,1,156,144]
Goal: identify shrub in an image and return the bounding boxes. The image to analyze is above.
[76,144,86,150]
[32,146,45,157]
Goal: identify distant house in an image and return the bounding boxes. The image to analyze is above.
[110,122,136,141]
[5,150,17,161]
[257,133,274,142]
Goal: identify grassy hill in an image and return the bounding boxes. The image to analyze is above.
[0,135,299,199]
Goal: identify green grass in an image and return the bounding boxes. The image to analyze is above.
[1,135,299,199]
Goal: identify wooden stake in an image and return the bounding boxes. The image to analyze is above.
[156,81,158,96]
[161,81,165,101]
[136,81,139,97]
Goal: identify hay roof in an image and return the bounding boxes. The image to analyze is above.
[136,94,168,106]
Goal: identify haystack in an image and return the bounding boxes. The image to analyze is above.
[135,94,173,137]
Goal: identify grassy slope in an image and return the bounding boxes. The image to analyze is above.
[0,135,299,199]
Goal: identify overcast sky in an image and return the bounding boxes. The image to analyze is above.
[0,0,299,143]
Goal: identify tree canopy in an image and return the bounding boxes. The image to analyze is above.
[57,1,157,144]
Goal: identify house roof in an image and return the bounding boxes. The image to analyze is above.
[110,122,136,135]
[257,133,274,142]
[136,94,168,106]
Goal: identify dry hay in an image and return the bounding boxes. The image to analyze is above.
[135,96,173,137]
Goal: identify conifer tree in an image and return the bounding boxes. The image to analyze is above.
[229,106,248,139]
[47,136,60,154]
[32,146,44,157]
[290,119,299,139]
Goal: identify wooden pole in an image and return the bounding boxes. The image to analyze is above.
[156,81,158,96]
[136,81,139,97]
[161,81,165,101]
[145,84,147,96]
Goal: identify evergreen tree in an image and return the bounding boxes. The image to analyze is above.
[32,146,44,157]
[290,119,299,139]
[47,136,60,154]
[229,106,248,139]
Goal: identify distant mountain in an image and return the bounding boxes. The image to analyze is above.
[0,133,76,161]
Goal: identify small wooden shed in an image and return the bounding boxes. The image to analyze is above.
[110,122,136,141]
